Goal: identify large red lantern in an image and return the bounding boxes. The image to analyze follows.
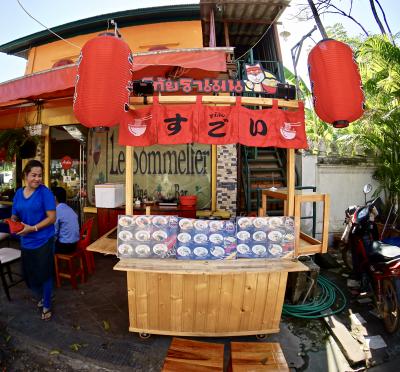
[73,34,132,128]
[308,39,364,128]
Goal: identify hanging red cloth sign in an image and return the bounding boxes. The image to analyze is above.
[154,96,198,145]
[273,101,307,149]
[118,106,156,146]
[118,97,306,149]
[197,103,238,145]
[237,98,280,147]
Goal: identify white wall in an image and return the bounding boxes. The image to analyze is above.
[301,154,379,241]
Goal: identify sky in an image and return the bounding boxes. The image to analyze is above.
[0,0,399,84]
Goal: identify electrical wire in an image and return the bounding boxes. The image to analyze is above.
[233,10,282,62]
[16,0,81,50]
[282,275,347,319]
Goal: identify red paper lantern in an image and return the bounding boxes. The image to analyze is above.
[308,39,364,128]
[73,34,132,128]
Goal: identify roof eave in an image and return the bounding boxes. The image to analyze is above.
[0,4,201,58]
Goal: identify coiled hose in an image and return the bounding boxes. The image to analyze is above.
[282,275,347,319]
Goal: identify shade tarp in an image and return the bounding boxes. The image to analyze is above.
[0,64,77,106]
[131,49,228,79]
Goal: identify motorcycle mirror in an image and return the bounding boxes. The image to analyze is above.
[363,184,372,195]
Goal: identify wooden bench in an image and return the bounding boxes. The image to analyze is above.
[162,337,224,371]
[230,342,289,371]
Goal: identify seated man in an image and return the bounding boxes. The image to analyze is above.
[52,187,80,254]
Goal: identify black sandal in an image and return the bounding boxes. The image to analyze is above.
[41,309,52,321]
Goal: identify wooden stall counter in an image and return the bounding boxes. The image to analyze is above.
[114,257,308,337]
[88,226,310,337]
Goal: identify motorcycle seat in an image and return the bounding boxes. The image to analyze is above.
[369,241,400,263]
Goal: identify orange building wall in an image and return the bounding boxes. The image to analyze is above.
[26,20,203,74]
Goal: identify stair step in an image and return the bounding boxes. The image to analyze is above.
[249,167,282,173]
[248,159,278,164]
[250,176,285,182]
[255,148,276,154]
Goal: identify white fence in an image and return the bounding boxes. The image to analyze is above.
[300,154,379,244]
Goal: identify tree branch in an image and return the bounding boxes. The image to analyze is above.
[374,0,396,45]
[369,0,387,35]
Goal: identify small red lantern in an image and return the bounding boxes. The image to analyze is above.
[73,34,132,128]
[308,39,364,128]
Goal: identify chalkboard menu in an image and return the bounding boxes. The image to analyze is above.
[117,215,178,258]
[176,218,237,260]
[235,216,295,258]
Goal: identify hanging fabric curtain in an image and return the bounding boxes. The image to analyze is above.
[118,106,156,147]
[118,97,307,149]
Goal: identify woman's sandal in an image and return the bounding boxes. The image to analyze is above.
[41,309,52,321]
[37,295,55,308]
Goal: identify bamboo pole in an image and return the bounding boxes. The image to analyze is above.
[286,148,295,216]
[129,96,301,109]
[44,125,50,187]
[125,146,133,215]
[211,145,217,212]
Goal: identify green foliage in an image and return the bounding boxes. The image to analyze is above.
[289,27,400,209]
[0,128,39,161]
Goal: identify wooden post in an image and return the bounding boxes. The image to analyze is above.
[44,125,50,187]
[125,146,133,215]
[211,144,217,212]
[286,149,295,216]
[224,22,230,47]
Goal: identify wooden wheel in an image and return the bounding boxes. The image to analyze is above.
[382,279,400,334]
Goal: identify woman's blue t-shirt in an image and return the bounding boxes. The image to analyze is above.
[12,184,56,249]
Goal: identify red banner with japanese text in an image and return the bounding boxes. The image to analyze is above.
[197,104,238,144]
[118,106,156,146]
[237,99,307,148]
[272,101,307,149]
[118,97,307,149]
[153,96,198,144]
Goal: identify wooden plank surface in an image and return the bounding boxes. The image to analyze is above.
[159,273,171,331]
[114,257,309,274]
[126,272,137,330]
[162,338,224,372]
[205,275,222,333]
[87,227,117,255]
[231,342,289,372]
[323,313,366,366]
[170,274,184,332]
[239,273,258,331]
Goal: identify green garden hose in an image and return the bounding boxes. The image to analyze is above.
[282,275,347,319]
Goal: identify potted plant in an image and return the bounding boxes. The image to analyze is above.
[0,128,39,161]
[0,128,39,189]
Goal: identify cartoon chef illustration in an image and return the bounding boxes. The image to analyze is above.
[243,63,278,94]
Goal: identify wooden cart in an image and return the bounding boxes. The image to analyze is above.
[88,95,330,337]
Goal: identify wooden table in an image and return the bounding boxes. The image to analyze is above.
[259,189,330,256]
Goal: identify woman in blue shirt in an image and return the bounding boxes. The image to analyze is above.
[11,160,56,321]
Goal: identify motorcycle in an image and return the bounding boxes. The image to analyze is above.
[341,184,400,333]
